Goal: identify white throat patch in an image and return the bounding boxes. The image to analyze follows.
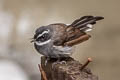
[35,39,51,46]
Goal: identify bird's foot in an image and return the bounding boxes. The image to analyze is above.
[58,60,67,64]
[52,60,67,69]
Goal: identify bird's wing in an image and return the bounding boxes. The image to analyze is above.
[52,16,104,46]
[50,23,91,47]
[63,26,91,46]
[63,16,104,46]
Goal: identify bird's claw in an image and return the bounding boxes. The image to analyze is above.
[52,60,67,69]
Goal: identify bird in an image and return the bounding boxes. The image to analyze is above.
[31,16,104,60]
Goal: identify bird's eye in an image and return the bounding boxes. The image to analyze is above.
[36,33,48,42]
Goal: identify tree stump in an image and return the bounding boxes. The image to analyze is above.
[40,56,98,80]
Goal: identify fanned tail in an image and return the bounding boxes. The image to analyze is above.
[69,16,104,32]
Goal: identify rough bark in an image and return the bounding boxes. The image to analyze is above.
[40,56,98,80]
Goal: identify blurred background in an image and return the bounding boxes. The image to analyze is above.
[0,0,120,80]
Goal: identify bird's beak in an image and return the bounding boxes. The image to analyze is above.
[30,39,35,43]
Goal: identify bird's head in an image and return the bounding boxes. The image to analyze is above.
[31,26,52,46]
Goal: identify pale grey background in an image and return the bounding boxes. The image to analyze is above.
[0,0,120,80]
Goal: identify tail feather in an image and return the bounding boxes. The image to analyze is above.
[70,16,94,27]
[69,16,104,32]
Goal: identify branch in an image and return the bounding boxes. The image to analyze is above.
[38,64,48,80]
[80,58,92,71]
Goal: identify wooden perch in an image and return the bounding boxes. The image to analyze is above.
[40,56,98,80]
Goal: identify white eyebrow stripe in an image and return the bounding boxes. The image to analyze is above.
[37,29,50,38]
[35,39,51,46]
